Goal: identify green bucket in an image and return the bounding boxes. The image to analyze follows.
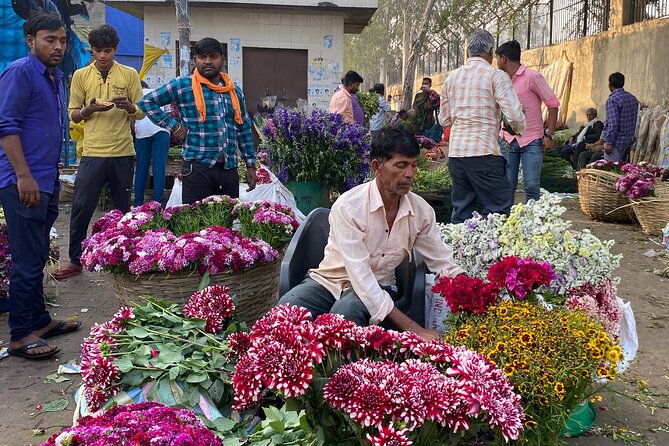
[561,400,597,437]
[286,181,330,215]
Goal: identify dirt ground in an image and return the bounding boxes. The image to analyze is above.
[0,196,667,446]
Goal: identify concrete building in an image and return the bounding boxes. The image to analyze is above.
[106,0,376,112]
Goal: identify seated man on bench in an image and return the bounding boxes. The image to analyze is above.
[277,125,464,341]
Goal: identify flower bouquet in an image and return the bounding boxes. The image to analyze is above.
[80,286,240,413]
[231,305,525,446]
[233,200,299,250]
[614,162,669,234]
[260,108,370,191]
[413,89,440,132]
[43,402,222,446]
[81,198,294,320]
[615,161,667,199]
[434,255,623,444]
[443,300,621,445]
[439,195,622,295]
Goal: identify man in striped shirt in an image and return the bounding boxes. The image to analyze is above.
[439,29,525,224]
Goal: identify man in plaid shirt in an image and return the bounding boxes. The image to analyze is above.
[602,72,638,162]
[139,38,256,203]
[439,29,525,224]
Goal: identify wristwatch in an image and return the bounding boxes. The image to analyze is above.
[544,129,554,140]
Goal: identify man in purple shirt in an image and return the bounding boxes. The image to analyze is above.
[0,11,81,359]
[603,72,639,162]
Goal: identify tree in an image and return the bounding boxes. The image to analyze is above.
[401,0,437,110]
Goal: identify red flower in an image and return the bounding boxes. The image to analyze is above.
[432,275,499,314]
[366,424,412,446]
[487,256,555,300]
[182,285,235,333]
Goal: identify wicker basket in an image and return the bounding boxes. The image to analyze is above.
[111,259,280,323]
[653,181,669,198]
[631,197,669,235]
[576,169,635,223]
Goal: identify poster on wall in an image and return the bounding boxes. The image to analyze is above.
[323,35,333,48]
[229,55,240,68]
[160,32,171,47]
[162,54,173,68]
[230,38,241,53]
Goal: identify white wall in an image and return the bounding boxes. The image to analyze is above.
[143,6,345,110]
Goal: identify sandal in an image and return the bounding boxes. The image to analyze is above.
[41,320,82,339]
[51,265,83,281]
[8,338,60,360]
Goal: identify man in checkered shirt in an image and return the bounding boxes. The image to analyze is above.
[439,29,526,224]
[139,38,256,204]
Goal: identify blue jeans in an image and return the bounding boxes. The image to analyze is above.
[503,138,543,203]
[134,131,170,205]
[0,184,58,341]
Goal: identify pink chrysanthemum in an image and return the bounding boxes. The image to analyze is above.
[366,424,412,446]
[182,285,235,333]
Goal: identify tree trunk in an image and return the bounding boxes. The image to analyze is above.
[402,0,436,110]
[401,9,408,87]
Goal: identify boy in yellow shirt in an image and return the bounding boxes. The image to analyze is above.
[54,24,144,280]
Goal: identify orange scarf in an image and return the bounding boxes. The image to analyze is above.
[191,69,243,125]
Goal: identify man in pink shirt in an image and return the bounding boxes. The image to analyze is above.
[496,40,560,203]
[328,71,363,124]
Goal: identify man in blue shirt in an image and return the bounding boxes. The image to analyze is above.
[0,10,81,359]
[139,37,256,204]
[603,72,639,162]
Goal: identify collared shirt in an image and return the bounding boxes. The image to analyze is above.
[329,87,354,123]
[501,64,560,147]
[440,57,525,157]
[603,88,638,149]
[309,180,465,324]
[369,95,392,131]
[0,54,65,194]
[139,75,255,169]
[68,61,144,157]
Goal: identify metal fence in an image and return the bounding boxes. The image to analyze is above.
[496,0,611,49]
[628,0,669,23]
[418,0,614,74]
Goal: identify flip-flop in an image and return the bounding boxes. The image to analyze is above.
[51,266,83,281]
[8,338,60,360]
[41,320,82,339]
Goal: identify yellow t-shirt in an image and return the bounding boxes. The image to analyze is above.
[68,61,145,157]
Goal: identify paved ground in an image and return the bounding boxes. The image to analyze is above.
[0,197,668,445]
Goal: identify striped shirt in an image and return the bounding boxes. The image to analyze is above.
[439,57,525,157]
[138,75,255,169]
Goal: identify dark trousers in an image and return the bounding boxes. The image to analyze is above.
[0,184,58,341]
[448,155,513,224]
[277,277,397,327]
[181,160,239,204]
[69,156,133,265]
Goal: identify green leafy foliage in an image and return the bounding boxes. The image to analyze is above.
[111,298,243,408]
[413,166,452,192]
[355,91,380,119]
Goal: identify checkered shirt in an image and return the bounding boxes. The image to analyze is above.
[603,88,639,149]
[139,75,255,168]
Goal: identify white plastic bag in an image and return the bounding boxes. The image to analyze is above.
[166,177,183,207]
[424,274,450,334]
[616,297,638,373]
[239,169,306,222]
